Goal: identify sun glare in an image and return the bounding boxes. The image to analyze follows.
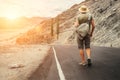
[4,8,20,20]
[6,14,18,20]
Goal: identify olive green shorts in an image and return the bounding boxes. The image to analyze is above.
[77,34,90,49]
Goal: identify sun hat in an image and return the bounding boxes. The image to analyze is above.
[79,5,89,13]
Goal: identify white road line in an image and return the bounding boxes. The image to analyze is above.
[52,47,66,80]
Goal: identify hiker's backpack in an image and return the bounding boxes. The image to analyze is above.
[76,13,92,39]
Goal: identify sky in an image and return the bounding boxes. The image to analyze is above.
[0,0,84,18]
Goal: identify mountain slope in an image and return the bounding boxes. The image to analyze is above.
[16,0,120,47]
[57,0,120,47]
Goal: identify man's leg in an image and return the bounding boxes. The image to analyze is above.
[86,48,91,59]
[86,48,92,66]
[77,36,86,65]
[80,49,85,63]
[85,34,92,66]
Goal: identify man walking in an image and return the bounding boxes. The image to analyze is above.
[74,5,95,67]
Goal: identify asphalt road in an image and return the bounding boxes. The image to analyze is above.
[30,45,120,80]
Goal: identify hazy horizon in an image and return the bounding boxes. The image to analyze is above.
[0,0,84,18]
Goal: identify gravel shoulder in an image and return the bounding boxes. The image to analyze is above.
[0,44,50,80]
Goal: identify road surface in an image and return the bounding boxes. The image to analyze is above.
[29,45,120,80]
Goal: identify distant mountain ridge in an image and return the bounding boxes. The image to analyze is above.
[0,17,47,29]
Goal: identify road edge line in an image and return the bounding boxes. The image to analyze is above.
[52,46,66,80]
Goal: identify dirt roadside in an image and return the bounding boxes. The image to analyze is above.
[0,44,51,80]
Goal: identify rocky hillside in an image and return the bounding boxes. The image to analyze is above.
[89,0,120,47]
[16,0,120,47]
[56,0,120,47]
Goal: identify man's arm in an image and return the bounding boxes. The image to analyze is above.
[74,18,79,28]
[90,19,95,37]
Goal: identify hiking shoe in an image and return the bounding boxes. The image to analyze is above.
[87,59,92,67]
[79,62,87,66]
